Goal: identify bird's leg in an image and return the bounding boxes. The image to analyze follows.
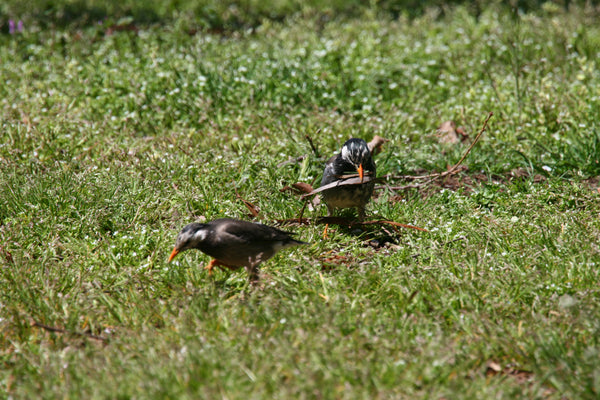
[357,206,366,222]
[246,266,260,284]
[322,224,329,239]
[204,259,220,276]
[204,259,236,276]
[322,205,335,238]
[327,205,334,217]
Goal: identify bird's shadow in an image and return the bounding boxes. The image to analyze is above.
[277,214,427,249]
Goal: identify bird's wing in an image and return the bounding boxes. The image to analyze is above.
[320,157,338,186]
[218,220,296,244]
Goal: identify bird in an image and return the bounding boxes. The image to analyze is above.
[168,218,308,283]
[319,138,376,221]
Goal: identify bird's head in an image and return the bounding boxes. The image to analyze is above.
[340,138,374,181]
[168,223,210,262]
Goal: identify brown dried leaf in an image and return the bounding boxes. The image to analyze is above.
[235,190,260,218]
[320,253,353,271]
[367,135,390,155]
[486,361,502,376]
[437,121,469,144]
[280,182,320,214]
[243,201,260,218]
[0,246,13,264]
[485,360,535,385]
[455,126,468,139]
[292,182,314,194]
[437,120,460,144]
[510,167,530,179]
[280,182,314,195]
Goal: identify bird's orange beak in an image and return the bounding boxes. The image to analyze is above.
[168,248,179,263]
[358,164,364,183]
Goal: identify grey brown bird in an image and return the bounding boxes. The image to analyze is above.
[168,218,307,282]
[320,138,376,221]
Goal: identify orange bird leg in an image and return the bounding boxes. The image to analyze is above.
[204,259,237,276]
[358,164,364,183]
[322,223,329,239]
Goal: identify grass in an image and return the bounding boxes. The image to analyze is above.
[1,2,600,398]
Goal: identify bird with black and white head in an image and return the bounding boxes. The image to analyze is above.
[320,138,376,221]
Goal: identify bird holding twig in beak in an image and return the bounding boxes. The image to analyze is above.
[319,138,376,221]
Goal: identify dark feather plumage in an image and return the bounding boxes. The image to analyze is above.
[169,218,307,282]
[319,138,376,221]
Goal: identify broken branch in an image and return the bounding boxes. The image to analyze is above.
[32,320,108,342]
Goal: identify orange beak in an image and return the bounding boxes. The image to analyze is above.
[358,164,364,183]
[168,248,179,263]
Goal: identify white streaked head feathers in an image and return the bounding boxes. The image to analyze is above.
[341,145,351,163]
[193,228,208,242]
[341,139,371,166]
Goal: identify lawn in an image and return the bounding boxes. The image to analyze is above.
[1,1,600,398]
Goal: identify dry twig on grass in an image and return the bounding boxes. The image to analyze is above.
[32,320,108,342]
[385,112,493,191]
[305,130,320,158]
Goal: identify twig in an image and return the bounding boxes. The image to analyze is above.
[440,112,493,177]
[297,199,309,222]
[386,112,493,189]
[32,321,108,342]
[296,177,318,222]
[305,130,320,158]
[277,155,306,168]
[301,175,377,198]
[377,183,427,191]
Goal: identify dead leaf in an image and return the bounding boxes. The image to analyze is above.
[319,253,353,271]
[437,120,468,144]
[485,360,534,385]
[455,126,468,139]
[0,246,13,264]
[293,182,314,193]
[243,201,260,217]
[367,135,390,155]
[280,182,314,195]
[235,190,260,218]
[486,361,502,376]
[281,182,320,215]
